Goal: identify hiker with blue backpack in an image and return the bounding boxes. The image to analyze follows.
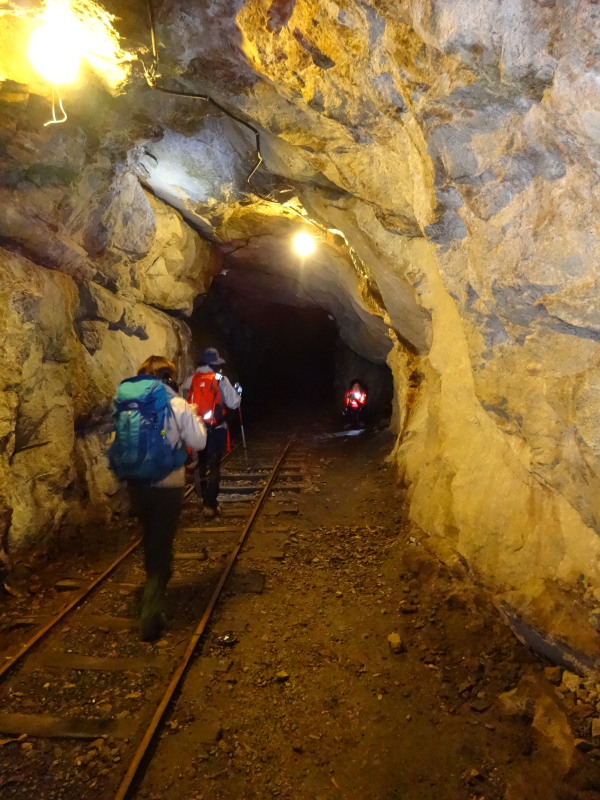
[109,355,206,641]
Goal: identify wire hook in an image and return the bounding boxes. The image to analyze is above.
[43,85,68,126]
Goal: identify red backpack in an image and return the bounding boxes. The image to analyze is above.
[188,372,225,427]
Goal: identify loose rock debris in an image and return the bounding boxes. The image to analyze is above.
[135,432,600,800]
[1,431,600,799]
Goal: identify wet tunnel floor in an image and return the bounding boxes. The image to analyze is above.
[2,427,600,799]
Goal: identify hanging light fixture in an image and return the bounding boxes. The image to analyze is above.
[29,1,84,86]
[293,231,317,257]
[27,1,133,125]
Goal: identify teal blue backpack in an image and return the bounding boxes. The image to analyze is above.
[108,375,186,482]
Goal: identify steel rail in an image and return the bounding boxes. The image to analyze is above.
[114,435,295,800]
[183,438,242,500]
[0,536,141,681]
[0,443,243,682]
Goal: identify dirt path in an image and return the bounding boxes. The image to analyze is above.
[1,426,599,799]
[135,429,600,800]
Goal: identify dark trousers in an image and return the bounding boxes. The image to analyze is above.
[344,405,366,428]
[195,426,228,510]
[128,483,184,624]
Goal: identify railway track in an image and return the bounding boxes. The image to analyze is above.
[0,433,307,799]
[0,440,244,683]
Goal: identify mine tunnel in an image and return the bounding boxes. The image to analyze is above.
[195,292,340,414]
[192,263,394,423]
[1,1,600,799]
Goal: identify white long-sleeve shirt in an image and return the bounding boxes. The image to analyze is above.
[155,388,206,488]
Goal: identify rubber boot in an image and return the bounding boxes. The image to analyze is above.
[140,576,167,641]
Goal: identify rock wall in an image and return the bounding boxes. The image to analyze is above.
[0,247,192,551]
[139,0,600,659]
[0,81,221,552]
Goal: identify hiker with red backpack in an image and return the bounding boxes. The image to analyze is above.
[184,348,241,518]
[109,355,206,641]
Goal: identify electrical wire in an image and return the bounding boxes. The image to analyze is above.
[43,85,68,126]
[143,0,273,203]
[141,0,367,275]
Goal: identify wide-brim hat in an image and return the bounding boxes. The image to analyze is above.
[202,347,225,366]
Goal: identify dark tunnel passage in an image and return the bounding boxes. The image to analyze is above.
[188,275,394,428]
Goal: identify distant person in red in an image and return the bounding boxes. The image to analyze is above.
[343,379,367,430]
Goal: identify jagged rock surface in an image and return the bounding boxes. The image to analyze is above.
[129,0,600,657]
[0,81,220,549]
[0,246,194,548]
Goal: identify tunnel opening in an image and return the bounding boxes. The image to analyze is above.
[187,272,394,429]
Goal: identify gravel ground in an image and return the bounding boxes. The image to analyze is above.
[134,429,600,800]
[2,428,600,799]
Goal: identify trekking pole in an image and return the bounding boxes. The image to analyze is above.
[239,404,247,450]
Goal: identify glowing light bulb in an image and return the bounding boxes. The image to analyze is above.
[293,231,317,257]
[29,2,84,85]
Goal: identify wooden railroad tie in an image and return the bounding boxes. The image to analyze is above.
[0,712,138,740]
